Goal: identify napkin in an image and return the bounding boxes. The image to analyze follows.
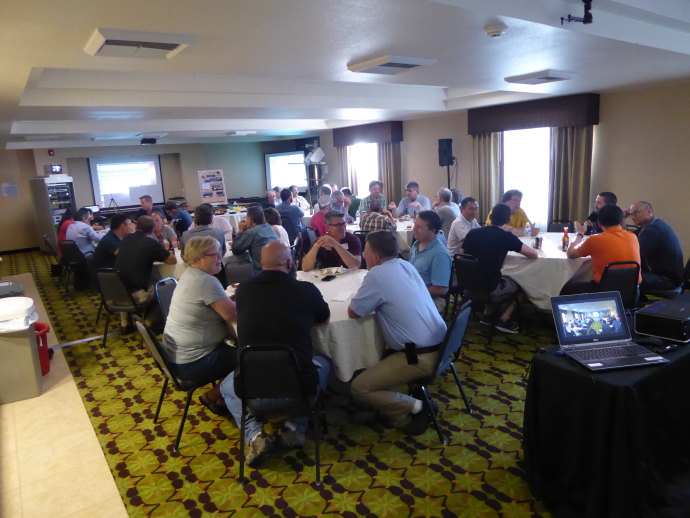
[332,291,352,301]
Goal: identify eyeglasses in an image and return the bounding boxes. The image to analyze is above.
[630,211,645,216]
[327,222,347,228]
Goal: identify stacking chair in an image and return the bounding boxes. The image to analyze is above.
[43,234,65,279]
[236,344,327,486]
[353,230,370,269]
[453,254,521,345]
[598,261,640,310]
[133,316,221,451]
[59,240,92,296]
[155,277,178,319]
[96,268,149,348]
[408,301,473,445]
[225,251,256,285]
[291,232,304,270]
[281,218,298,245]
[548,220,574,233]
[304,227,318,248]
[442,260,462,320]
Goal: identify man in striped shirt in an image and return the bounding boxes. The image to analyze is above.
[360,200,396,232]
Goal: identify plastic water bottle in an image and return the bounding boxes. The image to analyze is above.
[524,223,531,238]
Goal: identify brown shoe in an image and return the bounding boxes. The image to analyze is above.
[246,433,274,468]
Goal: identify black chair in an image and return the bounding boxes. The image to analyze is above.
[96,268,148,348]
[353,230,370,269]
[598,261,641,310]
[290,232,304,270]
[442,260,462,320]
[155,277,178,319]
[548,220,574,233]
[408,301,473,444]
[281,218,298,245]
[133,316,221,451]
[304,227,318,248]
[626,224,641,234]
[225,251,256,285]
[236,344,327,486]
[43,234,65,279]
[59,240,92,295]
[453,254,521,345]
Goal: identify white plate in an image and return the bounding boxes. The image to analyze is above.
[316,267,345,277]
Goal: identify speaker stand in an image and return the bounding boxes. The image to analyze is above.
[447,164,451,189]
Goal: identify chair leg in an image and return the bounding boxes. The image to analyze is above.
[450,364,472,414]
[101,312,110,349]
[421,385,446,445]
[239,407,246,485]
[319,394,328,435]
[174,390,194,452]
[313,405,322,486]
[516,297,523,333]
[95,300,103,325]
[64,270,71,296]
[154,378,168,424]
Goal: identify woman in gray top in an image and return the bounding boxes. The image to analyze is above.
[162,235,237,414]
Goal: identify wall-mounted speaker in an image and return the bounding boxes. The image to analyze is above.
[438,139,453,167]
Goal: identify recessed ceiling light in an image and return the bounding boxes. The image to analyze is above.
[347,55,437,75]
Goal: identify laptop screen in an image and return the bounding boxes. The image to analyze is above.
[550,291,630,347]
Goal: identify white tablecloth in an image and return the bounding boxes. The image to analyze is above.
[345,220,415,252]
[296,270,385,381]
[501,232,593,310]
[301,214,313,227]
[152,249,234,281]
[217,211,247,233]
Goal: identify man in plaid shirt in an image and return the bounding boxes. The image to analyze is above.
[359,180,387,215]
[360,199,396,232]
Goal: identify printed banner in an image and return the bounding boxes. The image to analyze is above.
[198,170,227,205]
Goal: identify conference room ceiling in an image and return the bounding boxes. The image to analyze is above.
[3,0,690,149]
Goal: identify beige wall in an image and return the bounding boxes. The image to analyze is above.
[0,150,38,251]
[592,81,690,253]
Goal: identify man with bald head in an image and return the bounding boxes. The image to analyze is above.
[626,201,684,296]
[220,241,332,468]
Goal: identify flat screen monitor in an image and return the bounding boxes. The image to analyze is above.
[264,151,307,191]
[88,155,164,208]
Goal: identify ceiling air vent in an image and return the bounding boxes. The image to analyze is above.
[347,55,437,75]
[504,70,576,85]
[85,29,195,59]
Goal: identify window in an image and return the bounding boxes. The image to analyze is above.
[349,143,379,198]
[503,127,551,229]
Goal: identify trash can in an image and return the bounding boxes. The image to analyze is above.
[0,297,43,404]
[34,322,51,376]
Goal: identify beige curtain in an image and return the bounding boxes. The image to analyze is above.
[336,146,353,193]
[548,125,594,225]
[471,133,503,223]
[378,142,402,205]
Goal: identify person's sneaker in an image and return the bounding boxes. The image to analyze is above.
[480,315,493,326]
[495,319,519,333]
[246,432,274,468]
[405,400,439,436]
[279,427,306,448]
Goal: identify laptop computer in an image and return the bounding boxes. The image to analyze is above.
[550,292,669,371]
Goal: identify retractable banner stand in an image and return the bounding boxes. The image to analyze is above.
[198,170,228,205]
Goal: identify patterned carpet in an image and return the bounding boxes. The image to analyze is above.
[1,251,555,518]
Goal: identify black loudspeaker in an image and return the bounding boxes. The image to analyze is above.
[438,139,453,167]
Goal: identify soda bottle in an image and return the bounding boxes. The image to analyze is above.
[524,222,531,238]
[562,228,570,252]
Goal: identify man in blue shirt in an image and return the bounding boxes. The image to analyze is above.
[164,201,193,233]
[277,188,306,244]
[410,211,452,313]
[231,205,279,275]
[389,181,431,218]
[348,231,447,436]
[92,214,133,269]
[65,208,103,255]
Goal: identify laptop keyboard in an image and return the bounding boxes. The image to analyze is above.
[569,344,651,361]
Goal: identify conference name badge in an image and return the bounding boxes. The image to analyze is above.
[341,243,349,250]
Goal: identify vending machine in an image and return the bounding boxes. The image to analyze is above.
[29,174,77,253]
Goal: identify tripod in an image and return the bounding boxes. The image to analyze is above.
[107,194,120,213]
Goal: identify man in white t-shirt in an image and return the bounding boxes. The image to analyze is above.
[447,197,480,256]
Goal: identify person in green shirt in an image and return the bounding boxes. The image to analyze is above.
[358,180,387,216]
[342,187,360,219]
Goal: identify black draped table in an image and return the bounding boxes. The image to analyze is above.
[523,346,690,518]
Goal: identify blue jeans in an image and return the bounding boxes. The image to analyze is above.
[220,355,332,444]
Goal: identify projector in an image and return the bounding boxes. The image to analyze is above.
[634,293,690,343]
[140,138,157,145]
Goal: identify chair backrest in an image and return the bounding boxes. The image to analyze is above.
[305,227,318,249]
[59,240,88,265]
[626,224,641,234]
[226,256,255,285]
[453,254,489,293]
[133,316,180,388]
[291,232,304,270]
[97,268,138,310]
[598,261,640,309]
[432,301,472,377]
[155,277,178,318]
[353,230,370,269]
[238,344,305,399]
[684,258,690,290]
[43,234,59,259]
[548,220,574,233]
[281,218,298,245]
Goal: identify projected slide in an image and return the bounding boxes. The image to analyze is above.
[89,155,164,208]
[265,151,307,190]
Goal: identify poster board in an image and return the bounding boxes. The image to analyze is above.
[198,170,228,205]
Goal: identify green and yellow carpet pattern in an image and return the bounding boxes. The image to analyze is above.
[2,251,555,518]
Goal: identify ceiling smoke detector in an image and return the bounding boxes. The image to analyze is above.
[484,24,507,38]
[504,69,576,85]
[347,55,437,75]
[85,29,195,59]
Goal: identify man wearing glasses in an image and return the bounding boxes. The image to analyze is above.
[302,211,361,271]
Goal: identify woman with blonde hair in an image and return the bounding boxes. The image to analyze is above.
[161,236,237,414]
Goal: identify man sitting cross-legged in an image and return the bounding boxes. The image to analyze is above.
[220,241,332,467]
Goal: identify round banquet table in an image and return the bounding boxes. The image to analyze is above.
[296,270,385,381]
[301,214,312,228]
[501,232,593,310]
[152,248,234,281]
[217,211,246,233]
[345,220,415,252]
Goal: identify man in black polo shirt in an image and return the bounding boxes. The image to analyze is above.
[626,201,684,296]
[301,211,362,271]
[583,191,617,235]
[463,203,538,333]
[114,216,177,329]
[92,214,134,269]
[220,241,331,468]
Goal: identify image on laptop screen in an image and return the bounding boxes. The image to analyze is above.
[551,292,630,346]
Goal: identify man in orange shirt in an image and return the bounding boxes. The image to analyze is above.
[561,204,641,295]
